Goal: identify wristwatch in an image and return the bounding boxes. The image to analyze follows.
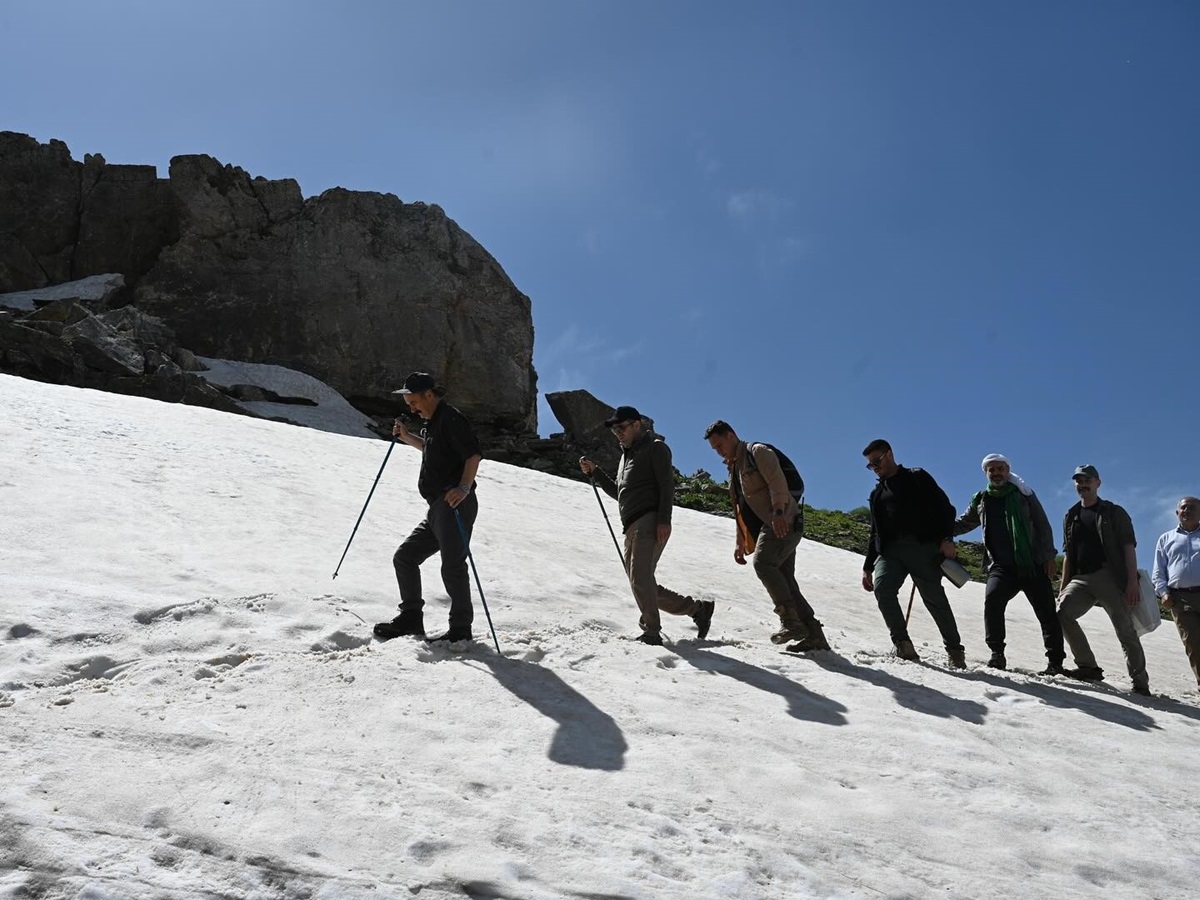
[458,483,472,494]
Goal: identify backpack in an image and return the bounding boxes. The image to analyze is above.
[744,442,805,507]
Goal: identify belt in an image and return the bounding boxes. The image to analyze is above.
[1171,585,1200,594]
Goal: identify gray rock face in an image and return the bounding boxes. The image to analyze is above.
[0,132,537,433]
[0,300,245,416]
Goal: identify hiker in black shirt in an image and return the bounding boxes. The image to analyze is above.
[861,439,966,667]
[373,372,482,645]
[1056,464,1148,694]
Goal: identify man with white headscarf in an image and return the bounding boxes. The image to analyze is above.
[953,454,1065,673]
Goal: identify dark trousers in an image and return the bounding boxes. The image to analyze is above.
[1166,591,1200,689]
[872,537,962,650]
[984,568,1065,663]
[393,493,478,629]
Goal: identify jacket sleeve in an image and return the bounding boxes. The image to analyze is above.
[1027,492,1057,562]
[953,494,982,537]
[1112,504,1137,549]
[918,469,955,541]
[864,492,879,572]
[750,444,791,515]
[651,440,674,525]
[593,466,618,500]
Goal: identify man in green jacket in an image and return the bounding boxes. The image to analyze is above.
[1057,464,1149,695]
[953,453,1065,673]
[580,406,713,645]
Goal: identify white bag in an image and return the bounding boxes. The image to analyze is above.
[1132,569,1162,636]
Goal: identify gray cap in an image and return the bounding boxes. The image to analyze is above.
[1072,464,1100,480]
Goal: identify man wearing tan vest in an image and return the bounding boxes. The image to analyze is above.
[705,420,830,651]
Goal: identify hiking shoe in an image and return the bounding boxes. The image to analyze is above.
[895,640,920,661]
[692,601,715,640]
[801,620,832,651]
[425,626,473,644]
[986,652,1007,670]
[1064,666,1105,682]
[1132,684,1152,697]
[947,646,967,669]
[636,630,664,646]
[785,637,829,653]
[770,627,806,645]
[1038,661,1066,676]
[373,611,425,641]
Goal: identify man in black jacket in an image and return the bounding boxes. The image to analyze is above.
[373,372,482,644]
[861,439,966,667]
[580,406,712,645]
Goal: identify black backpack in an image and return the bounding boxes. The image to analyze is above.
[744,442,805,506]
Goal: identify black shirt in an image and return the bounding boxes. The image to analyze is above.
[1072,505,1107,575]
[865,466,955,569]
[983,492,1017,570]
[416,401,481,503]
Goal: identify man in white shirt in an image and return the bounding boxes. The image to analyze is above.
[1151,496,1200,690]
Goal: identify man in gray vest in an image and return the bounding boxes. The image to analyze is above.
[1057,464,1149,695]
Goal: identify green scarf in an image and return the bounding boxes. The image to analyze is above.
[984,481,1035,572]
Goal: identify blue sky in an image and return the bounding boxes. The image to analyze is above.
[3,1,1197,565]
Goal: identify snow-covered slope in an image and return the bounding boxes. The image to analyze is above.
[2,374,1197,899]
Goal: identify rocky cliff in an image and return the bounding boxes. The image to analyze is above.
[0,132,536,433]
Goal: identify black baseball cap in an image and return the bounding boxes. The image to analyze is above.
[604,405,643,428]
[392,372,437,395]
[1072,464,1100,480]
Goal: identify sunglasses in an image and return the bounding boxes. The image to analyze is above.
[611,421,637,434]
[865,455,886,470]
[1180,504,1198,512]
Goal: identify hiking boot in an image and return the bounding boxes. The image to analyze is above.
[946,646,967,669]
[895,640,920,661]
[692,601,715,640]
[785,636,829,653]
[796,619,831,652]
[772,604,809,645]
[425,626,473,644]
[1038,661,1066,676]
[1064,665,1105,682]
[1132,683,1152,697]
[373,611,425,641]
[770,627,805,645]
[986,652,1007,670]
[636,630,664,646]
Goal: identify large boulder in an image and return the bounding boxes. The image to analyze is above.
[0,133,538,434]
[0,133,175,290]
[545,389,657,475]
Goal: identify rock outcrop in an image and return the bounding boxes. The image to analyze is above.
[0,290,246,416]
[0,132,536,433]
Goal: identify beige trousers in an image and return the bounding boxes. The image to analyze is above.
[624,512,697,633]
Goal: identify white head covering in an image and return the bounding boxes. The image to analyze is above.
[981,453,1033,496]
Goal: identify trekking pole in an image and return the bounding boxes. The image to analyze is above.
[589,476,627,571]
[332,438,396,580]
[454,508,500,654]
[904,581,917,626]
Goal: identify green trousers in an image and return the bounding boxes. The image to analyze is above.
[872,537,962,650]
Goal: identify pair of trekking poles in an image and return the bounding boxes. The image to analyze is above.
[331,438,501,653]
